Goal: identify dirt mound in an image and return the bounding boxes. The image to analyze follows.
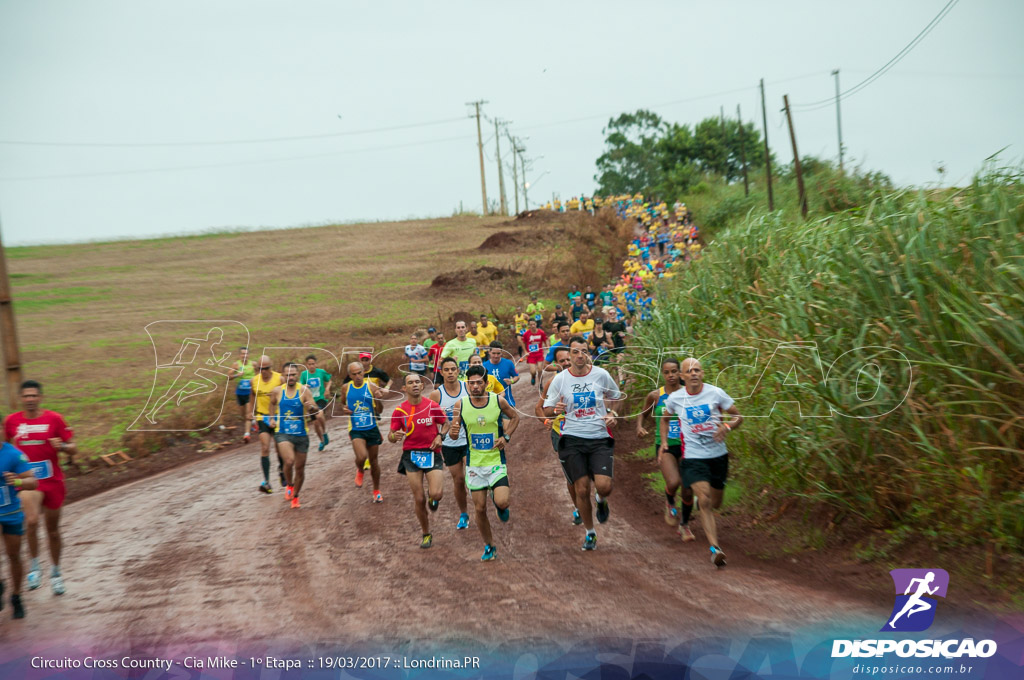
[430,266,519,288]
[478,231,530,250]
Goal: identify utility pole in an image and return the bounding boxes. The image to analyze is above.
[517,143,528,210]
[0,216,23,411]
[832,69,844,173]
[783,94,808,218]
[737,104,749,197]
[494,119,508,216]
[466,100,488,214]
[720,106,727,177]
[506,129,519,214]
[760,78,775,211]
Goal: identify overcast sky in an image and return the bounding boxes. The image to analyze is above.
[0,0,1021,245]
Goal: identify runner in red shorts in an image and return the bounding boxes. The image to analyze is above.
[518,318,548,387]
[3,380,76,595]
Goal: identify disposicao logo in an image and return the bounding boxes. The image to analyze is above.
[831,568,997,659]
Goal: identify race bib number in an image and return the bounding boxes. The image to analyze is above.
[528,343,539,353]
[685,404,712,425]
[444,407,454,421]
[572,391,597,417]
[352,413,374,429]
[0,485,11,506]
[410,450,434,469]
[281,418,304,435]
[533,314,542,322]
[668,420,681,439]
[28,460,53,480]
[307,377,321,390]
[471,433,494,451]
[458,360,469,373]
[237,379,252,392]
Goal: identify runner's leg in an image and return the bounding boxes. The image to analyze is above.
[448,459,468,515]
[690,481,719,546]
[20,491,42,563]
[368,444,381,491]
[278,440,296,488]
[574,476,594,530]
[3,533,23,595]
[425,469,444,505]
[492,484,510,511]
[472,489,492,546]
[407,470,429,534]
[293,451,307,496]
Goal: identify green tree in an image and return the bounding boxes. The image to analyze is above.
[594,110,666,195]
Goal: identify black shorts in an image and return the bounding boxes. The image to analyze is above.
[549,428,560,454]
[558,434,614,484]
[664,444,682,461]
[397,449,444,475]
[236,392,251,406]
[681,454,729,490]
[441,443,468,467]
[257,419,276,435]
[274,433,310,454]
[350,427,383,447]
[315,398,329,410]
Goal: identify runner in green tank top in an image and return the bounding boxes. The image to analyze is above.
[229,347,257,442]
[449,365,519,561]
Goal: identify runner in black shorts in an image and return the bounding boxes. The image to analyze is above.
[660,358,743,568]
[340,361,390,502]
[542,337,623,551]
[427,357,471,530]
[636,357,695,539]
[535,346,580,524]
[269,365,322,508]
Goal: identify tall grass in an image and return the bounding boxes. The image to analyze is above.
[637,165,1024,555]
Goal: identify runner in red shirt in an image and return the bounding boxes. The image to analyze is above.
[2,380,76,595]
[518,318,548,388]
[388,373,449,549]
[426,331,446,385]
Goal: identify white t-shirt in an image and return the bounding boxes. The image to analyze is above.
[543,365,622,439]
[405,344,428,371]
[663,383,735,460]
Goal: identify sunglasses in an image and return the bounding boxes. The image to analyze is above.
[259,366,272,370]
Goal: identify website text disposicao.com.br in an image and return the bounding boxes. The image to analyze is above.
[851,662,980,675]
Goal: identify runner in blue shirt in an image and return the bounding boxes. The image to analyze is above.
[483,342,519,406]
[1,441,38,619]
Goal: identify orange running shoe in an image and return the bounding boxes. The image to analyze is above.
[285,486,294,500]
[355,469,364,487]
[372,490,383,503]
[291,496,301,509]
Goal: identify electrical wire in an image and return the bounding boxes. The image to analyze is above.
[791,0,960,111]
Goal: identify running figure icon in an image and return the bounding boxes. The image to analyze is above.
[888,571,939,629]
[144,327,234,424]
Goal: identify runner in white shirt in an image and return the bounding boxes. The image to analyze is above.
[542,336,623,551]
[659,358,743,568]
[427,357,471,530]
[405,334,429,378]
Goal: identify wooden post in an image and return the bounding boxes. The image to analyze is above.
[783,94,808,218]
[0,218,24,411]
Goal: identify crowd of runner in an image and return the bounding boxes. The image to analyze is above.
[0,194,742,622]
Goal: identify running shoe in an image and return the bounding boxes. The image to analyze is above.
[278,469,286,487]
[664,504,680,526]
[26,567,41,591]
[372,490,383,503]
[51,574,65,596]
[582,533,597,551]
[572,509,582,525]
[243,433,251,444]
[323,433,329,447]
[530,376,536,386]
[11,594,24,619]
[428,499,439,513]
[318,438,326,452]
[679,524,696,542]
[710,545,727,568]
[285,485,294,500]
[355,469,364,487]
[495,501,510,523]
[259,481,272,494]
[363,459,371,471]
[456,512,469,530]
[420,533,433,549]
[291,497,301,509]
[596,496,610,524]
[481,545,497,561]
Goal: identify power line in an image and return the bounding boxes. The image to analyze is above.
[791,0,960,111]
[0,134,475,182]
[0,116,468,148]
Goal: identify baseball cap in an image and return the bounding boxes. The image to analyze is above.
[427,327,436,333]
[358,352,372,360]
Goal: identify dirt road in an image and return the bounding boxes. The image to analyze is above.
[0,378,883,652]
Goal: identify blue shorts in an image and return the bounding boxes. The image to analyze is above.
[0,514,25,536]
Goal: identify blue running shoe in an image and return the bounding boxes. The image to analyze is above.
[496,505,510,523]
[481,545,497,561]
[318,438,326,452]
[27,567,41,591]
[582,533,597,551]
[323,432,329,447]
[572,509,582,525]
[456,513,470,530]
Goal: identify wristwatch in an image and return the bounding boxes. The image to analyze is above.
[502,434,511,442]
